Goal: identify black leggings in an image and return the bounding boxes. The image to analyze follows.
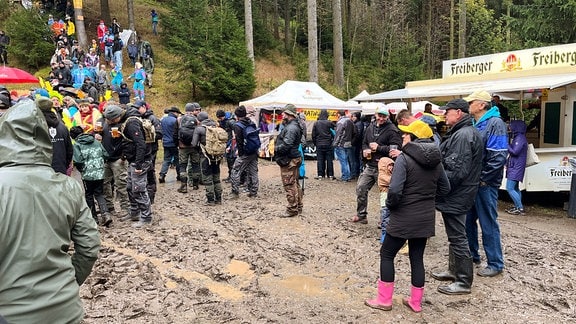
[380,234,427,287]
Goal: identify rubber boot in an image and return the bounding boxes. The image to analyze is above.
[438,256,473,295]
[101,212,113,227]
[178,177,188,193]
[364,280,394,311]
[403,286,424,313]
[432,246,456,281]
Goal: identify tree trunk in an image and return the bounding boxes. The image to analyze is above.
[458,0,466,58]
[100,0,111,24]
[127,0,135,31]
[284,0,291,54]
[450,0,454,59]
[74,1,88,49]
[307,0,318,82]
[245,0,254,66]
[333,0,344,88]
[273,0,280,40]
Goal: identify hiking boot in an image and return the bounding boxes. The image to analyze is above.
[477,267,503,277]
[314,176,324,180]
[248,192,258,198]
[230,190,239,199]
[177,182,188,193]
[158,174,166,183]
[132,220,152,228]
[101,212,113,227]
[349,215,368,224]
[204,200,216,206]
[192,185,199,190]
[279,211,298,218]
[120,214,140,222]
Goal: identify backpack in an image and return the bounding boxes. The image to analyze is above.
[201,125,228,158]
[237,121,261,155]
[120,116,156,144]
[178,115,197,146]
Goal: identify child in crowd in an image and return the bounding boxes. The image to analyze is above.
[378,157,395,242]
[70,126,112,227]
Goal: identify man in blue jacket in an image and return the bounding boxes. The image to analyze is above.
[465,90,508,278]
[159,106,182,183]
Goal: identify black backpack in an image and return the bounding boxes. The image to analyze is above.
[179,115,197,146]
[237,121,261,155]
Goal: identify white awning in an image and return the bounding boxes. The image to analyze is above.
[357,73,576,102]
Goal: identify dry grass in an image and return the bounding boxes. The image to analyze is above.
[79,1,296,118]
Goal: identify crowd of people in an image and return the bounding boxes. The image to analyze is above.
[0,7,532,319]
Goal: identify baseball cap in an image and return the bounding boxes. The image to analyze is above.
[398,120,433,139]
[463,90,492,103]
[376,106,389,116]
[440,99,469,113]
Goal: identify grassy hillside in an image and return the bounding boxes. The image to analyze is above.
[81,0,296,117]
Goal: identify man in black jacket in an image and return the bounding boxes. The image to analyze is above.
[104,104,153,228]
[275,104,303,217]
[98,107,129,219]
[432,99,483,295]
[40,97,73,175]
[351,106,402,224]
[230,106,259,198]
[311,109,334,179]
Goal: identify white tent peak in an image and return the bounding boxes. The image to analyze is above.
[240,80,361,110]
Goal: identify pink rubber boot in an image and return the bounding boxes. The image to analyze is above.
[403,286,424,313]
[364,280,394,311]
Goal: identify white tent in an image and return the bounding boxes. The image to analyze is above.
[240,80,361,110]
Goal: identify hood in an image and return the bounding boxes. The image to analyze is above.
[402,139,441,169]
[474,106,501,126]
[124,106,142,119]
[318,109,328,120]
[43,109,60,128]
[509,120,527,135]
[201,119,217,127]
[0,100,53,168]
[378,157,395,175]
[76,133,95,145]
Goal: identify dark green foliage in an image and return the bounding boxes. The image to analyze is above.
[511,0,576,46]
[162,0,255,103]
[4,8,54,69]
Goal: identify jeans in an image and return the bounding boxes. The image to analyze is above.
[315,145,334,177]
[441,212,472,259]
[350,145,361,178]
[334,146,352,181]
[380,234,428,287]
[506,179,523,209]
[356,164,378,218]
[113,51,123,70]
[231,153,259,195]
[104,46,113,62]
[160,146,180,176]
[466,185,504,270]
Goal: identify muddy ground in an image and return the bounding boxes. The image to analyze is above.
[80,159,576,323]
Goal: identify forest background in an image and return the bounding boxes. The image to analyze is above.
[0,0,574,115]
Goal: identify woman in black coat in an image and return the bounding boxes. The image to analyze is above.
[365,120,450,313]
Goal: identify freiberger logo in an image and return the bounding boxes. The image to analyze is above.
[501,54,522,72]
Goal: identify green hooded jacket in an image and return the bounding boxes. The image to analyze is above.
[0,99,101,323]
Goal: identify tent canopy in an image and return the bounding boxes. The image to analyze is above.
[356,73,576,102]
[240,80,361,110]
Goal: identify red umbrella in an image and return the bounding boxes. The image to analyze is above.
[0,66,38,84]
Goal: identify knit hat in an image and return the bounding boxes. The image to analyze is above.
[184,103,195,112]
[216,109,226,118]
[103,105,125,120]
[234,106,247,118]
[69,126,84,140]
[283,104,298,117]
[398,120,433,139]
[35,97,53,111]
[197,111,208,121]
[192,102,202,110]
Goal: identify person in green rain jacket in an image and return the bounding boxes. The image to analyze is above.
[0,97,100,323]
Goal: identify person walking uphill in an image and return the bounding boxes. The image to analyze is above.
[465,90,508,278]
[0,98,100,323]
[505,120,528,215]
[103,105,154,228]
[275,104,304,217]
[350,106,402,224]
[432,99,483,295]
[192,112,224,205]
[365,120,450,313]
